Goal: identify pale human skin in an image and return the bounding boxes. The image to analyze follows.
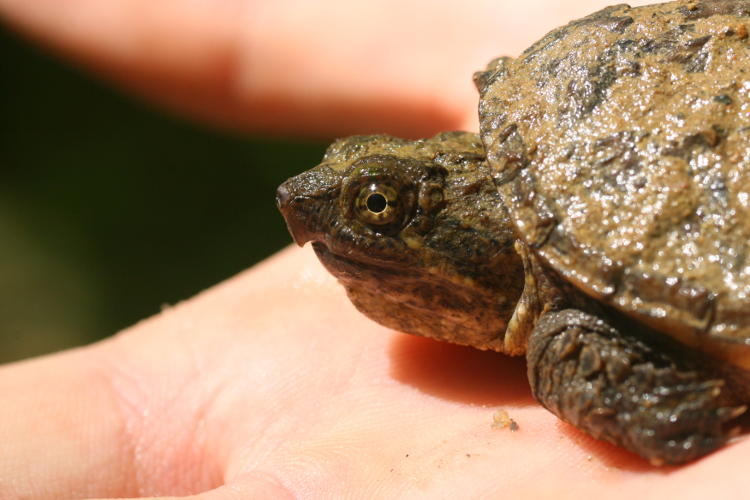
[0,0,745,498]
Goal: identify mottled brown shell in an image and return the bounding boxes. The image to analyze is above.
[478,0,750,369]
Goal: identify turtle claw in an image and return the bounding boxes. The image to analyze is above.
[528,309,745,465]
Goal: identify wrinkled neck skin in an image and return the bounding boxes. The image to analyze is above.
[277,132,526,353]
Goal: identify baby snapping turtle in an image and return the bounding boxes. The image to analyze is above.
[277,0,750,465]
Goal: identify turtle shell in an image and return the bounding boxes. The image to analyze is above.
[478,0,750,368]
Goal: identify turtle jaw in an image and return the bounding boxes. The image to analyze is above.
[310,240,512,352]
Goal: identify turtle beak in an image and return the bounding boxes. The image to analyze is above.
[276,181,314,246]
[276,167,341,247]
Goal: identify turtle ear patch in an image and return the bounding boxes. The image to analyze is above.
[418,181,445,214]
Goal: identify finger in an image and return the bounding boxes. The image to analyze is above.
[0,0,638,138]
[0,0,465,137]
[0,348,138,498]
[0,340,225,499]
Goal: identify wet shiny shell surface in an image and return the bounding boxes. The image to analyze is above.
[478,0,750,367]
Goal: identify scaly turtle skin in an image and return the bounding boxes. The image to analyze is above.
[277,0,750,465]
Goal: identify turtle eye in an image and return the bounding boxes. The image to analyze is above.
[355,183,400,226]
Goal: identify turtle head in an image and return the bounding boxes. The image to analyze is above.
[276,132,523,351]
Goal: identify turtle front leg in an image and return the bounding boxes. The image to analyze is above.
[527,309,746,465]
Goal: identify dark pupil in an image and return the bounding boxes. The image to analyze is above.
[366,193,388,213]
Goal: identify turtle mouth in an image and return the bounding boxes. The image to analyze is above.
[311,241,412,281]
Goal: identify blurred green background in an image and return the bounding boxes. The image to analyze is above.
[0,26,326,363]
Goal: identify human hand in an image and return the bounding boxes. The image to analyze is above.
[3,247,745,499]
[2,1,743,499]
